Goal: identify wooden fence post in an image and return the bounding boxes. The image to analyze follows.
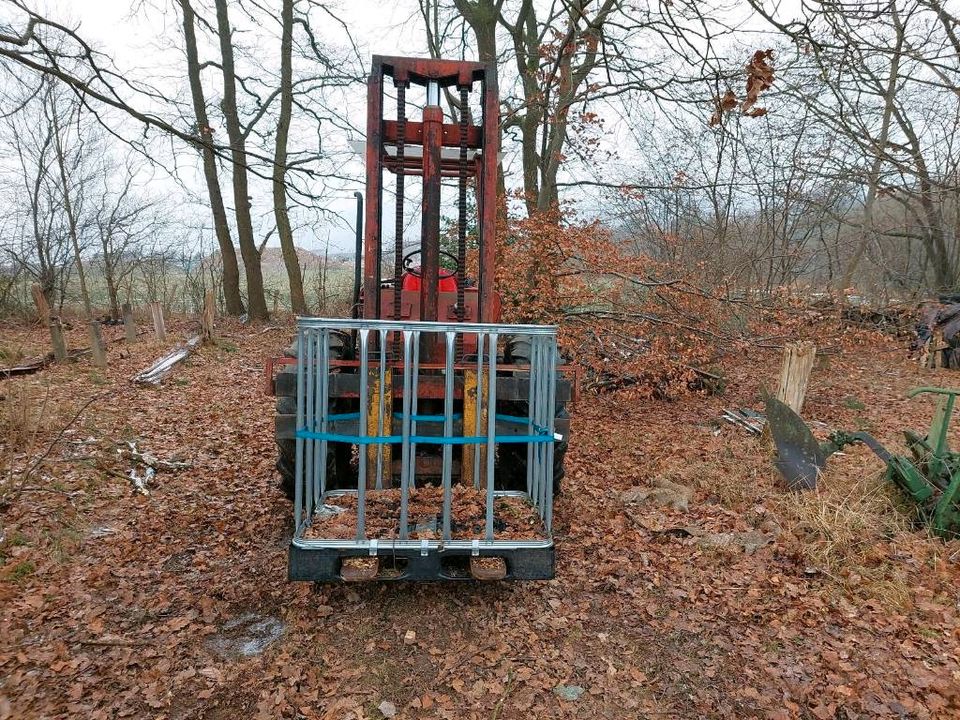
[201,290,216,342]
[49,318,67,362]
[932,330,945,369]
[150,302,167,342]
[89,321,107,368]
[122,303,137,343]
[776,341,817,414]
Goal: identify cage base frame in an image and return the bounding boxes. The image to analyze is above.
[288,542,554,582]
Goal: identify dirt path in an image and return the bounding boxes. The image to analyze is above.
[2,321,959,719]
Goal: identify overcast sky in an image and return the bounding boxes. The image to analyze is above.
[2,0,805,255]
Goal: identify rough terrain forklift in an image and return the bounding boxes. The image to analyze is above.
[270,56,571,582]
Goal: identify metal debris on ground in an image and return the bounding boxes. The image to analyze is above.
[764,395,827,490]
[132,336,201,385]
[722,406,831,437]
[721,408,766,434]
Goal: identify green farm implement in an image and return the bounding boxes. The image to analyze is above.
[766,387,960,538]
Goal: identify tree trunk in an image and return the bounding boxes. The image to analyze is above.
[179,0,245,317]
[451,0,507,206]
[840,4,903,290]
[105,270,121,321]
[776,341,817,415]
[49,99,92,319]
[273,0,307,315]
[214,0,269,321]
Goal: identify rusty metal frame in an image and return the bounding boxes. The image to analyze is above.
[361,56,499,328]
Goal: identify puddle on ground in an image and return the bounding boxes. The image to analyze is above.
[204,613,285,658]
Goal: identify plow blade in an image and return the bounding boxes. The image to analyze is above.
[764,395,827,490]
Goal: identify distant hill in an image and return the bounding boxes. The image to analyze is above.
[212,246,356,274]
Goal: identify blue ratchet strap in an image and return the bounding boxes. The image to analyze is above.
[297,411,554,445]
[295,429,554,445]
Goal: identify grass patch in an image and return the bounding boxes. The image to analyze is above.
[0,344,25,364]
[44,521,82,564]
[214,338,238,353]
[774,467,914,606]
[7,560,35,582]
[843,396,866,411]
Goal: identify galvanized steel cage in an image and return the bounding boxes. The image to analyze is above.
[289,317,560,580]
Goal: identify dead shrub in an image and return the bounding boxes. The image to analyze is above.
[1,381,52,452]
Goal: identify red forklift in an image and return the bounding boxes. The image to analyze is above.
[271,56,570,582]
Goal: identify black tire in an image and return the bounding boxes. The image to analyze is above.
[495,402,567,496]
[275,333,350,500]
[277,443,351,500]
[498,337,567,496]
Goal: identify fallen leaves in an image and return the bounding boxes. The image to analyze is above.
[2,318,960,719]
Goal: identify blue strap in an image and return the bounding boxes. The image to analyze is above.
[296,428,554,445]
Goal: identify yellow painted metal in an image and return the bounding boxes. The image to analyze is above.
[461,368,487,487]
[366,367,393,488]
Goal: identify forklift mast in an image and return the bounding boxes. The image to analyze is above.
[361,56,500,344]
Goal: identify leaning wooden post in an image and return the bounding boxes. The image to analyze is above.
[201,290,216,343]
[150,302,167,342]
[89,321,107,368]
[33,285,63,360]
[49,317,67,362]
[122,303,137,344]
[776,341,817,414]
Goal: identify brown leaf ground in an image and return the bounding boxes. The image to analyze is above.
[1,318,959,719]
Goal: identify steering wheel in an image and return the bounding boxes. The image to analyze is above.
[402,249,459,279]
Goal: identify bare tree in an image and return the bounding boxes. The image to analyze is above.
[94,163,159,319]
[177,0,245,316]
[212,0,268,320]
[273,0,307,315]
[748,0,960,290]
[1,76,77,310]
[46,84,93,318]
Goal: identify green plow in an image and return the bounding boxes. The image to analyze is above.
[765,387,960,539]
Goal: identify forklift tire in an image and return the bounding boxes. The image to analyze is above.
[495,404,567,496]
[275,334,349,500]
[276,444,351,500]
